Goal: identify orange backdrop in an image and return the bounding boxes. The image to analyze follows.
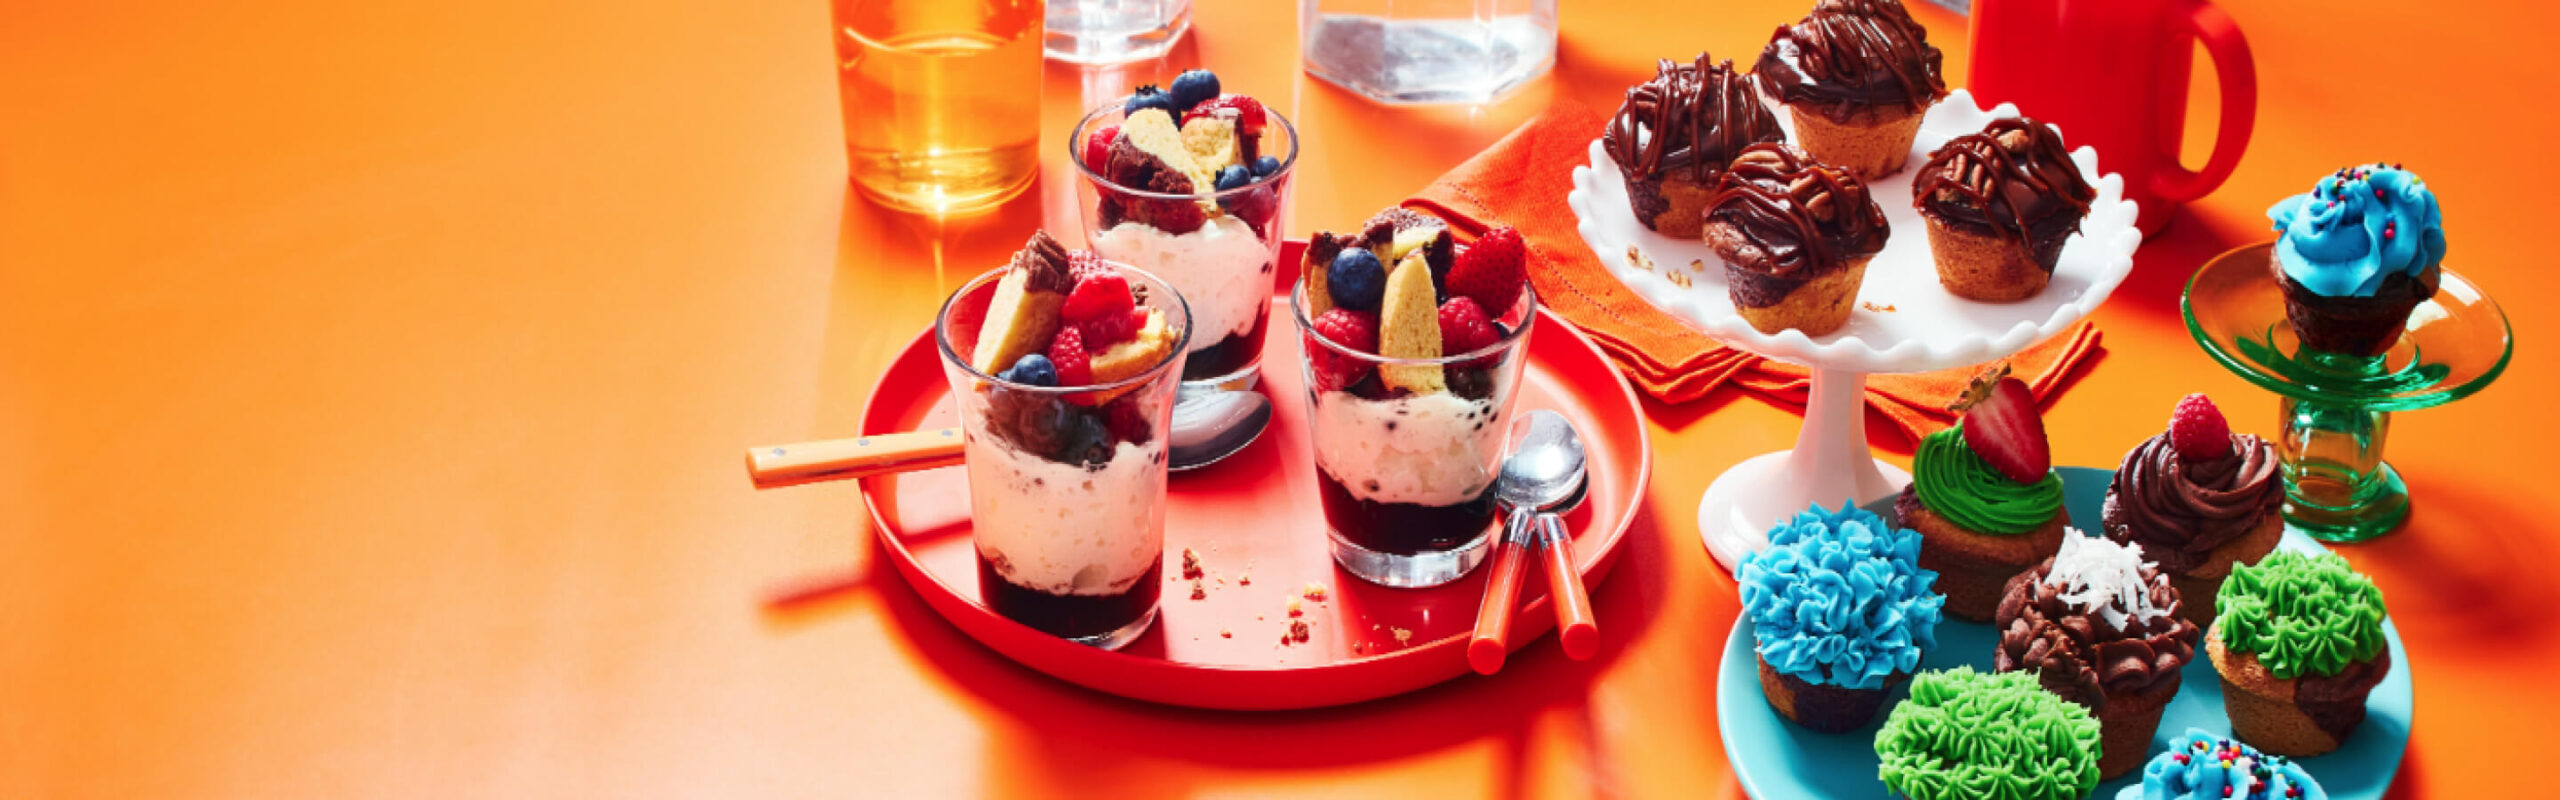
[5,0,2555,796]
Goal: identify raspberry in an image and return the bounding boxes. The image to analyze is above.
[1184,94,1267,135]
[1081,124,1119,172]
[1308,309,1379,392]
[1446,226,1527,313]
[1047,327,1094,388]
[1061,271,1134,323]
[1066,250,1112,285]
[1438,297,1500,359]
[1102,395,1153,446]
[2168,393,2234,463]
[1077,307,1145,349]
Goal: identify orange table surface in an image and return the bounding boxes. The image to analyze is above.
[5,0,2555,796]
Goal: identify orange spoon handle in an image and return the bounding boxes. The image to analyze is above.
[745,429,964,489]
[1468,515,1536,675]
[1540,515,1598,660]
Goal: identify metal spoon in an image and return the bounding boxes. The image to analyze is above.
[1166,384,1271,471]
[1470,410,1593,674]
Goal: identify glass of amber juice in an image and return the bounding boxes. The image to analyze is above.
[835,0,1041,215]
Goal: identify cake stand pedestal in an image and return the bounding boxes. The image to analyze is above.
[2183,242,2512,542]
[1564,90,2145,572]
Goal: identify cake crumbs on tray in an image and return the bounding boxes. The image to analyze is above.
[1390,627,1414,646]
[1188,579,1207,601]
[1219,629,1232,639]
[1287,619,1312,644]
[1179,548,1205,580]
[1238,573,1251,586]
[1286,598,1303,618]
[1861,301,1898,312]
[1302,582,1329,602]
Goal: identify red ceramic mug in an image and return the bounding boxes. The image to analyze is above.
[1967,0,2255,236]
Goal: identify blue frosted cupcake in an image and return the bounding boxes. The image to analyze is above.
[2118,729,2327,800]
[2266,163,2446,357]
[1738,501,1944,732]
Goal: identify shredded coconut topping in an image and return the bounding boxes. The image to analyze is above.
[2042,532,2169,629]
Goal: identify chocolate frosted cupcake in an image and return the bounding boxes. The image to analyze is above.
[2103,394,2282,626]
[2266,163,2447,357]
[1755,0,1947,179]
[2208,552,2391,757]
[1996,535,2201,780]
[1604,54,1785,238]
[1701,144,1888,336]
[1914,117,2097,302]
[1738,502,1943,733]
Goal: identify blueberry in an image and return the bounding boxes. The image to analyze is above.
[1123,86,1176,117]
[1004,353,1059,387]
[1219,185,1276,231]
[1168,69,1220,111]
[1251,155,1282,177]
[1215,164,1252,191]
[1327,248,1386,312]
[1058,412,1114,467]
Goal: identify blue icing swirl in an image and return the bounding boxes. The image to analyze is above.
[2266,163,2446,298]
[1738,501,1943,690]
[2123,729,2327,800]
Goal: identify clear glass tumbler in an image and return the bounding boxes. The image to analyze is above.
[1067,101,1299,390]
[835,0,1041,215]
[936,260,1192,650]
[1045,0,1192,65]
[1299,0,1558,105]
[1291,274,1536,588]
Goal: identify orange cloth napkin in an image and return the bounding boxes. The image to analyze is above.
[1402,100,2104,444]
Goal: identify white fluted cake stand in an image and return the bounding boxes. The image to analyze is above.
[1565,90,2142,572]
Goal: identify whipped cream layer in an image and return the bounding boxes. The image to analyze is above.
[1091,215,1271,352]
[965,422,1165,597]
[1311,389,1508,507]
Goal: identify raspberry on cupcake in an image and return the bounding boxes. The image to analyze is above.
[1754,0,1947,179]
[1912,117,2097,302]
[1995,534,2201,780]
[1876,666,2102,800]
[2122,729,2329,800]
[1603,54,1784,238]
[1738,501,1943,733]
[1701,143,1889,336]
[2207,552,2391,757]
[2103,393,2283,626]
[2266,163,2447,357]
[1899,366,2066,621]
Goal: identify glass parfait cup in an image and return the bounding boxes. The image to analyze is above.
[1290,275,1536,588]
[935,262,1192,650]
[1067,101,1299,391]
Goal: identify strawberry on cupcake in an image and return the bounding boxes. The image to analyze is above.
[1896,364,2066,621]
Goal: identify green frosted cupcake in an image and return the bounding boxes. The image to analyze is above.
[2206,551,2390,757]
[1875,666,2101,800]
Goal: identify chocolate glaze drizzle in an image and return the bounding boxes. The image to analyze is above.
[1915,117,2098,261]
[1755,0,1947,123]
[1705,144,1890,278]
[1603,54,1784,183]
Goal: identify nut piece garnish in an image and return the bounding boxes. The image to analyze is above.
[1626,246,1655,272]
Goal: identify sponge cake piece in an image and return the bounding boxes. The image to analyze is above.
[969,232,1074,374]
[1117,108,1220,200]
[1178,115,1242,176]
[1085,308,1181,403]
[1376,251,1447,394]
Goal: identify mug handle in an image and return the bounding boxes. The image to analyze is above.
[2150,0,2256,202]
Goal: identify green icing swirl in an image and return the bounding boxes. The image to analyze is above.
[1875,667,2101,800]
[1912,425,2063,535]
[2216,551,2388,680]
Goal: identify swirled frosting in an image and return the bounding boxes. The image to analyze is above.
[2101,432,2281,575]
[1704,143,1891,300]
[1603,54,1783,183]
[2217,552,2388,680]
[1996,535,2199,708]
[2266,163,2447,298]
[2131,729,2328,800]
[1876,666,2101,800]
[1914,117,2096,269]
[1738,501,1944,691]
[1755,0,1947,124]
[1913,424,2063,535]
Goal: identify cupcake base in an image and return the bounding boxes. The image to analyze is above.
[1900,487,2066,622]
[1728,257,1871,336]
[2091,674,2182,779]
[1785,105,1926,181]
[1756,655,1901,733]
[1624,171,1718,239]
[2207,625,2389,757]
[2272,252,2436,358]
[1920,214,2053,302]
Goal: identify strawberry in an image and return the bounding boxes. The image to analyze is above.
[1082,124,1119,171]
[1446,226,1527,313]
[1047,327,1095,388]
[2168,393,2234,463]
[1307,309,1379,392]
[1437,297,1500,364]
[1951,366,2050,484]
[1183,95,1267,135]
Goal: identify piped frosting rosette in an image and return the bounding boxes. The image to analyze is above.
[1996,534,2200,708]
[2127,729,2328,800]
[2266,163,2446,299]
[1738,501,1944,690]
[1876,666,2102,800]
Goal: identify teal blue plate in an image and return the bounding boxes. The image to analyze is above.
[1715,467,2413,799]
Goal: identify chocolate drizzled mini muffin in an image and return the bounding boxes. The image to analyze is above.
[1603,54,1784,238]
[1913,117,2097,302]
[1701,144,1889,336]
[1755,0,1947,179]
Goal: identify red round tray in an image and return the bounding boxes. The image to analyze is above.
[857,241,1652,710]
